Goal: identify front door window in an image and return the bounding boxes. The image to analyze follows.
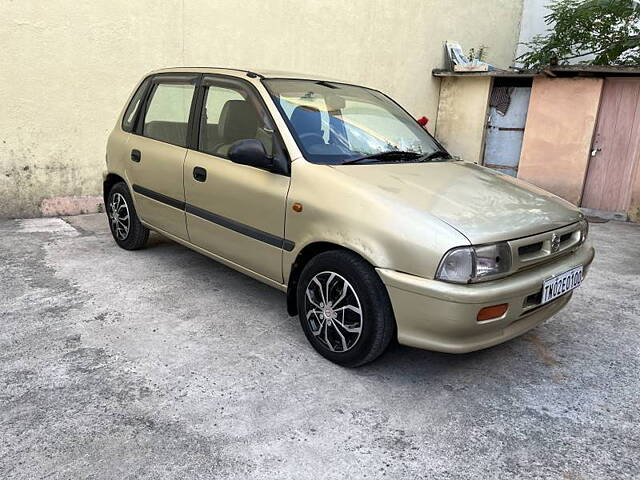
[199,81,275,158]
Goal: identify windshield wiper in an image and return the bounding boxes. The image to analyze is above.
[342,151,422,165]
[418,150,452,162]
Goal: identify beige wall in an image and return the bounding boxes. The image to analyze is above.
[518,77,603,205]
[0,0,523,217]
[434,76,492,163]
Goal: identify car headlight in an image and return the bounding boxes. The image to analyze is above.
[579,219,589,244]
[436,243,512,284]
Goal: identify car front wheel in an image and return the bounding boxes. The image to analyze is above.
[297,250,395,367]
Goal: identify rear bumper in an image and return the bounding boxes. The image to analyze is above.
[377,243,595,353]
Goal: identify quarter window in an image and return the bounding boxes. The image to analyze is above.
[122,77,150,132]
[142,83,196,147]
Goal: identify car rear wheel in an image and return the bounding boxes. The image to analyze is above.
[297,250,395,367]
[107,182,149,250]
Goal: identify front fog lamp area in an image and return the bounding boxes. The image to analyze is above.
[436,243,512,284]
[579,219,589,244]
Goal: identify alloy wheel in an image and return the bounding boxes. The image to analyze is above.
[109,192,130,241]
[303,271,363,352]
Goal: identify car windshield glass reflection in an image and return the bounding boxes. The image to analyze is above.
[264,79,450,165]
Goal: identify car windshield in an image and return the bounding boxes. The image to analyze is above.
[263,79,449,165]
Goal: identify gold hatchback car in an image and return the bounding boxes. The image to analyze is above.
[104,67,595,366]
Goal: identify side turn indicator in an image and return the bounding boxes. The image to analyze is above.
[477,303,508,322]
[292,203,303,212]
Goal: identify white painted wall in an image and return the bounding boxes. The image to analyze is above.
[515,0,552,64]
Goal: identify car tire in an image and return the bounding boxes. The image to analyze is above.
[106,182,149,250]
[297,250,395,367]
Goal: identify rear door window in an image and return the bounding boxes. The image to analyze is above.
[142,83,196,147]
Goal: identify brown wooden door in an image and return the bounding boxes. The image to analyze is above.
[581,78,640,214]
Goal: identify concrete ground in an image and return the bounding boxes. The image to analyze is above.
[1,214,638,479]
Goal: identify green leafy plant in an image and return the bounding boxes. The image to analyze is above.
[467,45,488,61]
[518,0,640,68]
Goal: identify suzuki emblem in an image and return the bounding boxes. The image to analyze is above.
[551,233,561,253]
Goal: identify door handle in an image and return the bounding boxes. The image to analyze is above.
[591,147,601,157]
[131,149,141,162]
[193,166,207,182]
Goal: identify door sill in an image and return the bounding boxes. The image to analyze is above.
[141,221,288,292]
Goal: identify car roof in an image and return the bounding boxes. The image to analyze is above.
[150,66,348,83]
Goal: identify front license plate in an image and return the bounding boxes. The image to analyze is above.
[541,266,583,305]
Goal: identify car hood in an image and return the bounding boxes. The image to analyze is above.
[331,161,583,244]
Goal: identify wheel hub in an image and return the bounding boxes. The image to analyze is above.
[304,271,363,353]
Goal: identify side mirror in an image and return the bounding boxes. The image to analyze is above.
[228,139,272,170]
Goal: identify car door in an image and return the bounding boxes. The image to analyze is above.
[183,75,291,282]
[126,73,199,240]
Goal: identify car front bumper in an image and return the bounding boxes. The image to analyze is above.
[377,243,595,353]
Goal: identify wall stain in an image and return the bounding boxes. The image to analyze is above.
[1,144,102,218]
